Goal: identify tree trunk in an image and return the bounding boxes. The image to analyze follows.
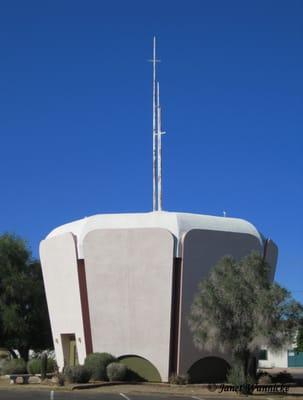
[235,349,251,379]
[248,356,257,380]
[234,350,253,395]
[243,350,250,378]
[18,347,29,362]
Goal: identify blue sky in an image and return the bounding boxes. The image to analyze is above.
[0,1,302,302]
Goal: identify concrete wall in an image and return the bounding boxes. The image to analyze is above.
[40,220,277,380]
[178,229,264,374]
[258,348,289,368]
[40,233,86,369]
[83,228,174,382]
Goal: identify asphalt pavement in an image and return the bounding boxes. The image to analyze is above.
[0,391,229,400]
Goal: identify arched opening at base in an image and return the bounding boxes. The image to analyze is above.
[188,356,230,383]
[118,355,161,382]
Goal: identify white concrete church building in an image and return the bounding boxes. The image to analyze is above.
[40,211,278,382]
[40,39,278,382]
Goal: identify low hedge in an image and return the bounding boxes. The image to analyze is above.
[169,373,189,385]
[106,362,128,381]
[84,352,116,381]
[27,357,57,374]
[2,358,27,375]
[64,365,91,383]
[273,371,294,383]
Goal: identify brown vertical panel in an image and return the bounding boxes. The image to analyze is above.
[262,238,268,261]
[169,257,182,376]
[262,238,278,282]
[77,259,93,354]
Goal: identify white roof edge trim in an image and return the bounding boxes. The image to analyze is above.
[45,211,264,252]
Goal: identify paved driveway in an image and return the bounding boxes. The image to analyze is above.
[0,391,236,400]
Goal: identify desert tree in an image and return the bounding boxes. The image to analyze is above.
[0,233,52,360]
[188,252,303,381]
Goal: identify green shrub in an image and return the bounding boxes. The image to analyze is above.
[46,358,57,373]
[169,373,189,385]
[257,371,272,384]
[273,371,294,383]
[0,349,11,374]
[27,359,41,374]
[64,365,91,383]
[106,362,128,381]
[227,364,255,394]
[84,352,116,381]
[2,358,27,375]
[227,364,246,386]
[27,357,57,374]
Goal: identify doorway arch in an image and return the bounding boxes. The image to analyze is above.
[118,355,161,382]
[188,356,230,383]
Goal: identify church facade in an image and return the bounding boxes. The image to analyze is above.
[40,211,278,382]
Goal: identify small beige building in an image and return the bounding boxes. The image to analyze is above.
[40,211,278,382]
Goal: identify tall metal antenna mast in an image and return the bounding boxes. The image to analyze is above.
[152,37,157,211]
[157,82,165,211]
[149,37,164,211]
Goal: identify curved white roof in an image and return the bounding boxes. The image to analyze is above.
[45,211,263,258]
